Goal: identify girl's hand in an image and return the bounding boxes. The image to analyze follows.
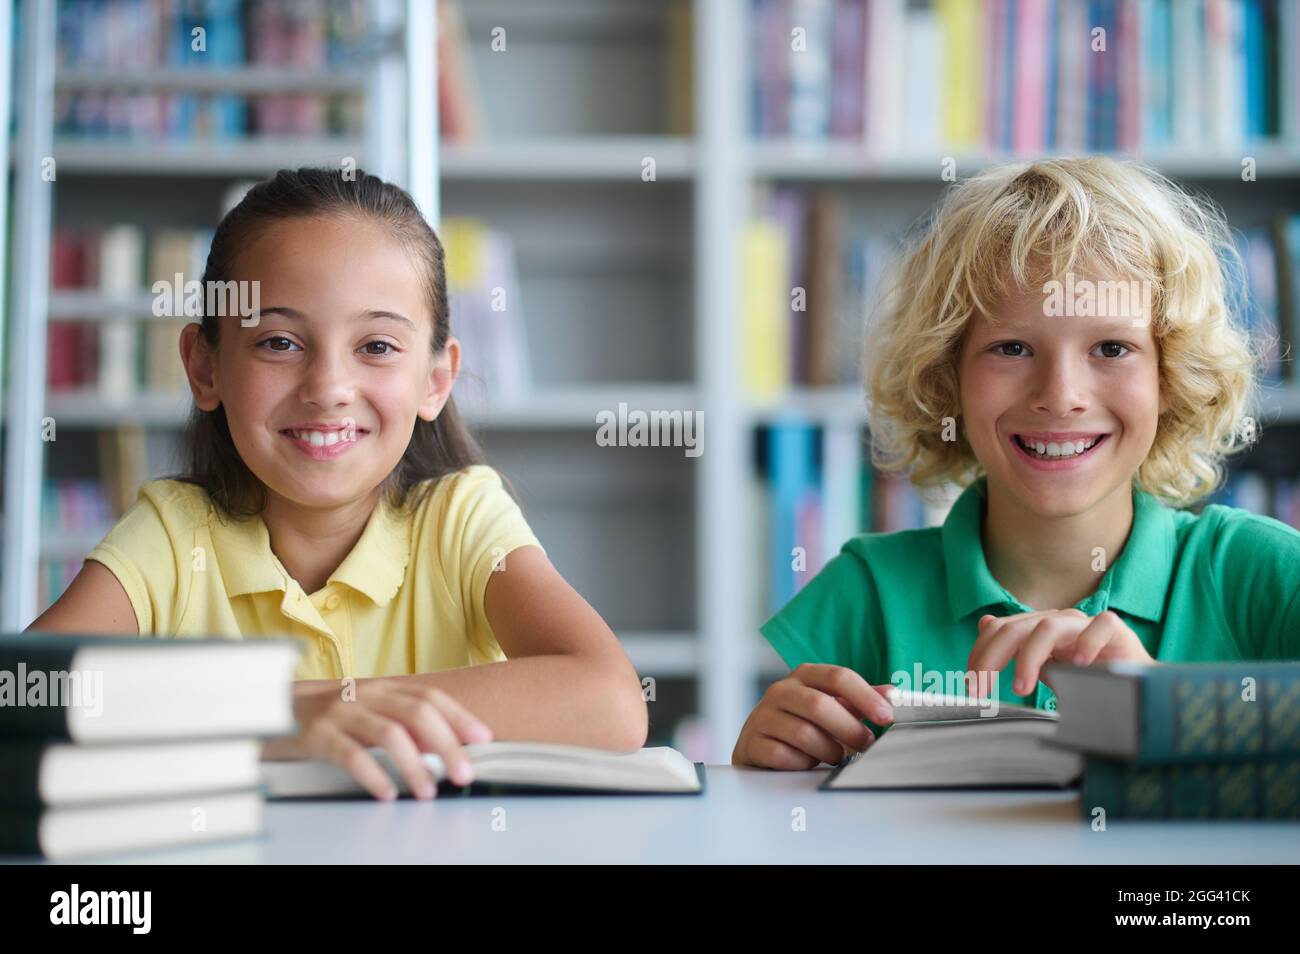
[732,663,894,769]
[966,609,1154,697]
[263,679,493,801]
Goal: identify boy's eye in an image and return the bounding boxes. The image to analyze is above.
[1095,341,1130,359]
[993,342,1028,357]
[991,341,1132,359]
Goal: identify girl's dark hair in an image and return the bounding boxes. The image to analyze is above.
[176,166,483,519]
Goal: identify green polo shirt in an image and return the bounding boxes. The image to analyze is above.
[761,475,1300,720]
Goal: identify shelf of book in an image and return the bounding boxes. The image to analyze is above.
[49,137,367,175]
[748,143,1300,180]
[54,66,369,95]
[440,136,695,181]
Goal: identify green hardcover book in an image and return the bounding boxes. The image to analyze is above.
[1046,661,1300,765]
[1081,756,1300,820]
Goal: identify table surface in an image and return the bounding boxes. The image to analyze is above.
[21,766,1300,864]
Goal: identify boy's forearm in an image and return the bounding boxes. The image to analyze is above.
[294,654,649,751]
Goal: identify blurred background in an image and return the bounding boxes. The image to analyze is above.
[1,0,1298,761]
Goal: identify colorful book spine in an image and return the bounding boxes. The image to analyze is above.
[750,0,1294,153]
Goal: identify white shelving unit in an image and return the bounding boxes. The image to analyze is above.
[4,1,1299,762]
[1,0,426,630]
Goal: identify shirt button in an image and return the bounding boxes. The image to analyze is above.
[325,593,341,611]
[1045,697,1058,712]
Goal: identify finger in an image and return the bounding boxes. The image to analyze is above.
[1071,611,1125,666]
[968,615,1036,679]
[789,664,894,724]
[772,683,875,752]
[421,688,494,745]
[379,691,476,788]
[310,721,401,802]
[966,614,1018,689]
[345,707,438,800]
[1013,619,1076,694]
[756,709,845,766]
[835,692,892,724]
[750,734,821,771]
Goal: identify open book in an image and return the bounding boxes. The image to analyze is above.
[261,742,705,797]
[823,690,1083,790]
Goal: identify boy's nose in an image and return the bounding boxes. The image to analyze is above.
[1030,357,1089,417]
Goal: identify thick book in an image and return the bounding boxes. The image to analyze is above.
[0,790,263,860]
[1045,660,1300,765]
[1081,755,1300,820]
[0,634,299,743]
[262,743,705,798]
[0,738,262,808]
[822,691,1082,790]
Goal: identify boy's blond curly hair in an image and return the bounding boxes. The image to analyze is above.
[865,156,1273,509]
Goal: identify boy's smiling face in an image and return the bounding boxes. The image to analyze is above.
[184,214,456,511]
[957,277,1168,519]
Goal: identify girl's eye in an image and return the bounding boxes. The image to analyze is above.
[993,342,1028,357]
[257,336,299,352]
[361,340,399,356]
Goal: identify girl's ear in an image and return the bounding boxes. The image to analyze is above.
[418,335,460,422]
[179,323,222,412]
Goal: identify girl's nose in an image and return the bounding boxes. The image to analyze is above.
[299,353,356,408]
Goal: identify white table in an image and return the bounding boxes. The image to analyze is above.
[35,766,1300,864]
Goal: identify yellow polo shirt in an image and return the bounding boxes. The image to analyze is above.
[86,465,543,681]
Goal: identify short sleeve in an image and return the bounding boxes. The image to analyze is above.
[759,544,885,684]
[437,466,545,659]
[84,489,181,635]
[1208,507,1300,659]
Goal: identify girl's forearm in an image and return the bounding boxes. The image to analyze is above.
[294,653,649,751]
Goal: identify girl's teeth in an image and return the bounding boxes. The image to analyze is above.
[289,430,351,446]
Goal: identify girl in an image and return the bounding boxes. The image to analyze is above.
[734,156,1300,769]
[29,167,648,798]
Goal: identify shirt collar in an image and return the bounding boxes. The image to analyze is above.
[942,475,1175,623]
[209,493,412,607]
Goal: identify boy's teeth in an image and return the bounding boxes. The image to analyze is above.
[1019,436,1099,459]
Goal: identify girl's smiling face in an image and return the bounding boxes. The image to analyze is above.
[183,213,457,510]
[957,278,1168,518]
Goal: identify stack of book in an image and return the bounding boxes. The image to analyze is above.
[0,635,300,859]
[1048,660,1300,819]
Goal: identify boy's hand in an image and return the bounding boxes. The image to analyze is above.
[966,609,1154,696]
[732,663,894,769]
[263,679,493,801]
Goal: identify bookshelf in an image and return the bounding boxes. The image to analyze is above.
[2,0,425,627]
[4,0,1300,763]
